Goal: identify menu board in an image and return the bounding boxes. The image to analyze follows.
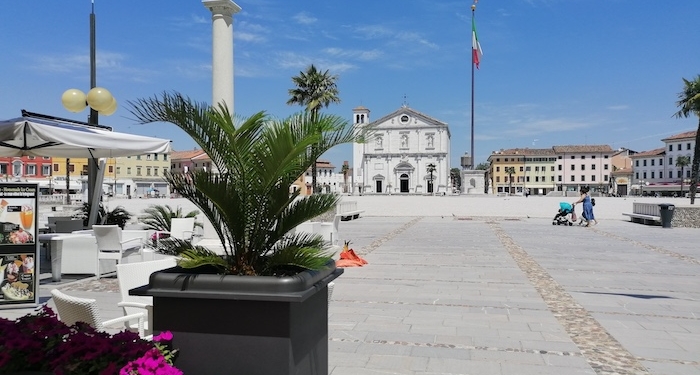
[0,184,38,308]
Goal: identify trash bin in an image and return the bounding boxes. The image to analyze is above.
[658,203,675,228]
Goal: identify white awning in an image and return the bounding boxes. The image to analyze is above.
[0,111,171,158]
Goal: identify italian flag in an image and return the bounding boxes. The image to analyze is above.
[472,17,483,69]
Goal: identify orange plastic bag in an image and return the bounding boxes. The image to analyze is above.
[336,242,368,268]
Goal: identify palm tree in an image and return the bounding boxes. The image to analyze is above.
[128,92,364,276]
[505,166,516,195]
[287,65,341,194]
[138,204,203,254]
[676,155,691,197]
[139,204,202,232]
[673,75,700,204]
[341,162,349,193]
[426,163,436,194]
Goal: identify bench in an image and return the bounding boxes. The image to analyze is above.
[622,212,661,225]
[336,200,364,221]
[623,202,662,226]
[339,210,364,221]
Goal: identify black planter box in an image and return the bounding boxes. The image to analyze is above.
[131,261,342,375]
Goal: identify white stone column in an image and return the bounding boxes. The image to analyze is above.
[202,0,241,112]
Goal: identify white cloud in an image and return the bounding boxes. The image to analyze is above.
[607,105,629,110]
[237,32,266,43]
[354,25,438,50]
[293,12,317,25]
[238,21,268,34]
[275,52,355,73]
[354,25,393,39]
[323,48,383,61]
[191,14,208,24]
[30,51,125,73]
[395,31,439,49]
[173,63,210,80]
[501,118,591,137]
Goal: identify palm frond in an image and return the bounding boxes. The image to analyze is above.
[177,247,229,272]
[264,246,334,276]
[128,91,362,275]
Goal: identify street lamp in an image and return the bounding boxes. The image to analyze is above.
[427,163,436,195]
[60,1,116,226]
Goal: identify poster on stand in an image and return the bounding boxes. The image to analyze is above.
[0,183,39,308]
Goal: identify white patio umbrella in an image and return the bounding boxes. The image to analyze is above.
[0,111,172,225]
[0,111,171,158]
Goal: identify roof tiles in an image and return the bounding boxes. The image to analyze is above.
[661,130,697,141]
[630,147,665,158]
[552,145,613,153]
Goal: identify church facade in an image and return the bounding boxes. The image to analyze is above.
[351,105,451,194]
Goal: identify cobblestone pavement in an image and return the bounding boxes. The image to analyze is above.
[329,216,700,375]
[5,209,700,374]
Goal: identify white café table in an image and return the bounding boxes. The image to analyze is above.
[38,233,95,282]
[38,230,152,282]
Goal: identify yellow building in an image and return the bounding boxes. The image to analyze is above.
[487,148,557,195]
[51,153,170,198]
[111,153,170,198]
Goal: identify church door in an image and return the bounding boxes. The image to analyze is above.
[400,174,409,193]
[427,180,434,193]
[376,180,382,193]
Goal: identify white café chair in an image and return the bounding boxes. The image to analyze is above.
[116,258,178,337]
[51,289,147,338]
[155,217,196,247]
[93,225,144,279]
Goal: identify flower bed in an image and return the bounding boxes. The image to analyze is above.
[0,306,181,375]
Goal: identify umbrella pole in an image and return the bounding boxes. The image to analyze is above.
[87,158,105,227]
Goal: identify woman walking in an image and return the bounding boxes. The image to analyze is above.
[573,186,598,227]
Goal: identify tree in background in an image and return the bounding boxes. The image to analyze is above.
[676,155,691,196]
[341,162,349,193]
[505,166,516,195]
[673,75,700,204]
[450,168,461,192]
[287,65,341,193]
[139,204,202,232]
[475,162,489,170]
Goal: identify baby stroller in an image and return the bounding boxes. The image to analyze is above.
[552,202,575,226]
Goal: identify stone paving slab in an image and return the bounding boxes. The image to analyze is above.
[2,203,699,374]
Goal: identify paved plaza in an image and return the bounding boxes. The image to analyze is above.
[2,195,699,374]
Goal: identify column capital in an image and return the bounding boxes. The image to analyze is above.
[202,0,241,16]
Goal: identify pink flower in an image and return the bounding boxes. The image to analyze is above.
[153,331,173,342]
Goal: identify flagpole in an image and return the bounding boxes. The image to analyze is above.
[470,3,476,170]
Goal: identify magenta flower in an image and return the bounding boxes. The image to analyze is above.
[0,306,181,375]
[153,331,173,342]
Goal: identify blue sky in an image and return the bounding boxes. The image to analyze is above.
[1,0,699,170]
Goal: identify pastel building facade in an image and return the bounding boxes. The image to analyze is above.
[552,145,614,193]
[629,130,697,196]
[487,148,557,195]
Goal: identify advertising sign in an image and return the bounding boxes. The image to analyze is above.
[0,183,39,308]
